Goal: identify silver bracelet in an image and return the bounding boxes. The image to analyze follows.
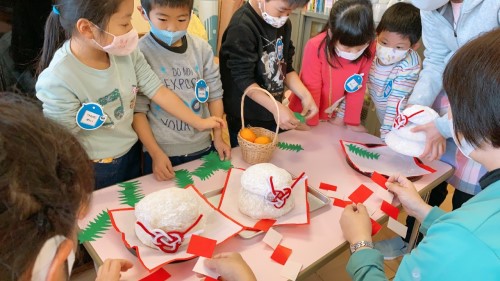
[350,240,374,254]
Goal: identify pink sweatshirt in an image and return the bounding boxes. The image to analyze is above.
[289,32,375,126]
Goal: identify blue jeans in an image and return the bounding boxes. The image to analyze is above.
[143,144,215,175]
[93,142,141,189]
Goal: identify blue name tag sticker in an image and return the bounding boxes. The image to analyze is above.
[276,38,284,60]
[195,79,209,103]
[76,102,107,130]
[383,80,393,98]
[344,73,364,93]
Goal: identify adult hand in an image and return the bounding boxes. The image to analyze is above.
[386,175,432,222]
[299,93,319,120]
[340,203,372,244]
[275,103,299,130]
[204,252,257,281]
[214,137,231,160]
[151,151,175,181]
[95,259,133,281]
[411,121,446,161]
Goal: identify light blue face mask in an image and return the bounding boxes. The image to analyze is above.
[448,119,476,159]
[143,9,187,46]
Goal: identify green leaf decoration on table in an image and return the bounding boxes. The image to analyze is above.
[117,180,144,207]
[78,210,111,243]
[175,169,194,188]
[277,142,304,152]
[293,112,305,123]
[191,151,233,181]
[346,144,380,160]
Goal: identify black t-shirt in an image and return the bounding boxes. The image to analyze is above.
[219,2,295,127]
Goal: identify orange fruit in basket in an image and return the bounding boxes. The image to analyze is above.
[254,136,272,144]
[240,128,257,142]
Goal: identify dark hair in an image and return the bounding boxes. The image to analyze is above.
[141,0,194,15]
[37,0,124,75]
[320,0,375,68]
[282,0,310,9]
[444,28,500,148]
[376,2,421,46]
[0,93,94,280]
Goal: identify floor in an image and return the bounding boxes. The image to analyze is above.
[70,185,454,281]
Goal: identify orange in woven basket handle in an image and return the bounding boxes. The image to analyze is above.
[241,87,280,145]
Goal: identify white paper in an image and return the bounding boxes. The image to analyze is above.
[262,228,283,249]
[387,217,408,238]
[280,260,302,281]
[192,257,220,279]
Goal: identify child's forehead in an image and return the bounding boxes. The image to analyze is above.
[150,3,191,15]
[267,0,295,10]
[378,30,410,43]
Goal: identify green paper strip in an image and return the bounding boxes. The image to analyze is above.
[78,210,111,243]
[118,180,144,207]
[277,142,304,152]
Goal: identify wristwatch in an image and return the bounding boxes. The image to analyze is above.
[349,240,374,254]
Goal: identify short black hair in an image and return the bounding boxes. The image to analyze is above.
[141,0,194,15]
[444,28,500,148]
[376,2,421,46]
[281,0,310,9]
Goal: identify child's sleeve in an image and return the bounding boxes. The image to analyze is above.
[36,72,81,134]
[134,93,151,114]
[220,23,259,94]
[201,40,223,102]
[298,38,323,126]
[132,48,164,99]
[380,65,421,140]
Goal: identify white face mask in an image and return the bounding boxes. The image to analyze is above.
[31,235,75,281]
[376,42,408,65]
[335,44,368,61]
[93,25,139,56]
[258,1,289,28]
[448,119,476,159]
[411,0,448,11]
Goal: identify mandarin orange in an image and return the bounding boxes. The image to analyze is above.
[240,128,257,142]
[254,136,272,144]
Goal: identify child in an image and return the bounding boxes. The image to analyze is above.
[288,0,376,131]
[369,2,421,140]
[134,0,231,181]
[219,0,318,147]
[36,0,223,189]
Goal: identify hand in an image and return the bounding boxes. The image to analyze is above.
[195,116,225,131]
[95,259,133,281]
[150,151,175,181]
[340,203,372,244]
[386,175,432,222]
[347,124,367,133]
[275,103,300,130]
[214,137,231,160]
[328,116,345,126]
[299,93,319,120]
[411,121,446,161]
[204,252,257,281]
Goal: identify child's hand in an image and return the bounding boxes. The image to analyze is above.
[151,151,175,181]
[204,253,256,281]
[95,259,133,281]
[195,116,225,131]
[276,103,300,130]
[347,124,367,133]
[214,137,231,160]
[328,116,345,126]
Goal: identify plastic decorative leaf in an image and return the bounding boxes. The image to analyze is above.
[118,180,144,207]
[277,142,304,152]
[191,151,233,181]
[293,112,305,123]
[346,144,380,160]
[78,210,111,243]
[175,169,194,188]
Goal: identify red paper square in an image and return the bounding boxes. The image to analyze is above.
[254,219,277,232]
[371,172,388,190]
[271,244,292,265]
[381,200,399,220]
[319,182,337,191]
[332,198,353,208]
[186,234,217,258]
[348,184,373,204]
[370,218,382,236]
[139,268,171,281]
[204,277,218,281]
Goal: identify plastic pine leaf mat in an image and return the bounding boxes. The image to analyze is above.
[277,142,304,152]
[346,144,380,160]
[78,210,111,243]
[118,180,144,207]
[191,151,233,181]
[175,169,194,188]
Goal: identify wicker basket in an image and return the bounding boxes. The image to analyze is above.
[237,88,279,164]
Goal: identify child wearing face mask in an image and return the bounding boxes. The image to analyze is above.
[369,2,421,140]
[133,0,231,181]
[288,0,375,131]
[36,0,224,189]
[219,0,318,147]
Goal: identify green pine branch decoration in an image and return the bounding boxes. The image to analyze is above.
[191,151,233,181]
[78,210,111,243]
[346,144,380,160]
[175,169,194,188]
[277,142,304,152]
[118,180,144,207]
